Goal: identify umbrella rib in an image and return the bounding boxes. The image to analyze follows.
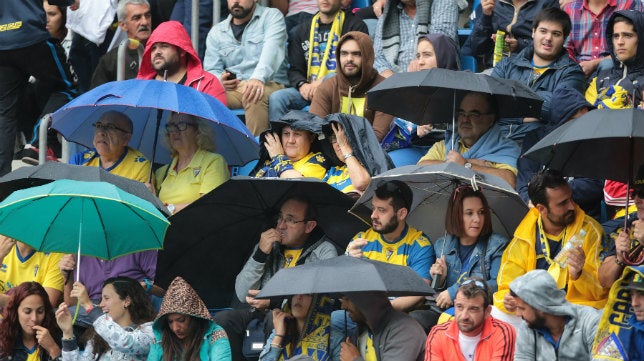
[41,196,73,251]
[90,197,109,259]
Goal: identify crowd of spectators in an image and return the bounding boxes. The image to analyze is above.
[2,0,644,360]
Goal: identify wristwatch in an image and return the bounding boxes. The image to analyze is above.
[464,162,472,169]
[167,204,176,214]
[295,80,307,90]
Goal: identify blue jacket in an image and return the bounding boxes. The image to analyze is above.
[204,5,289,85]
[491,46,585,125]
[0,0,67,50]
[433,232,508,300]
[462,0,559,68]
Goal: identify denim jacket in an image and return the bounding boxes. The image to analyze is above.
[433,232,508,300]
[204,5,289,85]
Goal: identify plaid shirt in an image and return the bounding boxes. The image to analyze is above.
[564,0,642,62]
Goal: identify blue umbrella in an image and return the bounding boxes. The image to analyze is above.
[51,79,259,166]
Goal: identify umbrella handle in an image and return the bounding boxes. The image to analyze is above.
[71,299,81,325]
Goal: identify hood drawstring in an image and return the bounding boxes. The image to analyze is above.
[348,85,356,115]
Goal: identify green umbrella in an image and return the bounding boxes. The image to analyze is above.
[0,179,169,278]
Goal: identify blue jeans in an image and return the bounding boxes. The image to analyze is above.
[268,87,310,122]
[171,0,214,60]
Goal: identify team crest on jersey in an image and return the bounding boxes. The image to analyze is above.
[385,247,394,260]
[194,167,201,177]
[315,154,325,163]
[134,156,146,163]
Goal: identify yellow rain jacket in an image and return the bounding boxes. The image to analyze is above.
[493,206,608,314]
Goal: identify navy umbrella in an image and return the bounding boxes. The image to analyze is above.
[367,68,543,125]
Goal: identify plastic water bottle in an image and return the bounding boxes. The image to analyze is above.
[553,229,586,268]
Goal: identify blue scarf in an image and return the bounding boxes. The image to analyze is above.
[444,124,520,169]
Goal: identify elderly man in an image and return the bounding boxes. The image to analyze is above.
[204,0,289,136]
[70,111,150,181]
[62,110,157,323]
[510,269,601,361]
[425,278,515,361]
[493,169,607,327]
[214,195,338,361]
[91,0,152,88]
[417,92,520,188]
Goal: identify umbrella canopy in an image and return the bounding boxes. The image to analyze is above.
[350,163,529,240]
[51,79,259,166]
[367,68,543,125]
[523,108,644,184]
[156,177,370,308]
[0,179,168,259]
[0,162,169,215]
[255,256,434,298]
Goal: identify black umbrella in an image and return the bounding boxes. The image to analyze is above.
[367,68,543,125]
[255,256,434,299]
[524,108,644,265]
[523,108,644,184]
[350,163,529,241]
[156,177,370,308]
[0,162,169,215]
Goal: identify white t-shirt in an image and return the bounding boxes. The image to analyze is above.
[458,331,481,361]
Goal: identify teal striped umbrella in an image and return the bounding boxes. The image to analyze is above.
[0,179,168,272]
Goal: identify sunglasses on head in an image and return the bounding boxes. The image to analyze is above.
[461,279,488,291]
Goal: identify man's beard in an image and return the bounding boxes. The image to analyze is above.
[374,216,398,235]
[230,4,254,19]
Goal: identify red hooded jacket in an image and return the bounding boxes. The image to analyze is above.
[137,21,227,106]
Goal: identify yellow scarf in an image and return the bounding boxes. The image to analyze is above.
[307,11,345,81]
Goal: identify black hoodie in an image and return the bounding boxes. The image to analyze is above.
[591,10,644,108]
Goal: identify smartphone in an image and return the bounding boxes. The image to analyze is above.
[225,69,237,80]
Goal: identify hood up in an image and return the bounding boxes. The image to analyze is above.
[153,276,212,330]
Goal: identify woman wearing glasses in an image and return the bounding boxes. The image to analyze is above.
[153,112,230,214]
[423,186,508,327]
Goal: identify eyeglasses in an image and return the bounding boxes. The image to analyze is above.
[275,214,308,226]
[165,121,196,133]
[461,279,488,291]
[92,122,131,134]
[457,111,492,122]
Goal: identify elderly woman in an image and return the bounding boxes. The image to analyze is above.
[154,113,230,214]
[0,282,62,361]
[252,111,327,179]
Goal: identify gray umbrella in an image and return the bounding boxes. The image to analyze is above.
[255,256,434,299]
[350,163,529,241]
[0,162,169,215]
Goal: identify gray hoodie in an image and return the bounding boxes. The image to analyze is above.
[347,292,426,361]
[510,270,602,361]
